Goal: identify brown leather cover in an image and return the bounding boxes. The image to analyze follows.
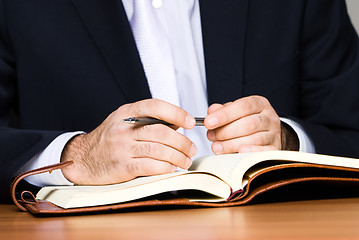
[11,160,359,216]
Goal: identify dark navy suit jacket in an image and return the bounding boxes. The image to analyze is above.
[1,0,359,202]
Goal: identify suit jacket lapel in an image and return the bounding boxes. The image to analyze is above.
[71,0,151,103]
[199,0,249,105]
[70,0,248,105]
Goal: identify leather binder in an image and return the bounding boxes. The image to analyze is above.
[11,160,359,216]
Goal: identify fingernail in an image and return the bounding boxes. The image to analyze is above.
[186,115,196,127]
[207,117,218,127]
[207,131,216,141]
[185,158,192,169]
[190,144,197,157]
[213,142,223,154]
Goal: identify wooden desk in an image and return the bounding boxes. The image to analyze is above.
[1,198,359,240]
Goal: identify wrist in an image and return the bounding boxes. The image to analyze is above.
[60,133,90,184]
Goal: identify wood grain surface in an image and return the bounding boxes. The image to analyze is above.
[1,197,359,240]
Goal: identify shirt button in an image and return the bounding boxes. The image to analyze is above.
[152,0,163,8]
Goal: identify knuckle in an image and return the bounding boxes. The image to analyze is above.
[268,145,278,150]
[173,134,190,153]
[118,103,131,113]
[144,99,158,110]
[247,119,259,132]
[258,114,264,125]
[240,100,252,113]
[170,165,177,172]
[143,143,152,156]
[256,95,269,106]
[128,102,140,116]
[224,140,237,154]
[173,110,187,122]
[253,96,270,111]
[182,139,193,156]
[136,124,155,140]
[212,129,221,140]
[135,101,147,116]
[134,143,152,157]
[131,99,153,116]
[237,144,247,153]
[253,133,266,145]
[140,123,170,141]
[172,152,186,168]
[149,143,161,156]
[261,115,273,130]
[168,153,180,167]
[126,160,140,178]
[154,162,176,174]
[108,122,126,137]
[264,133,273,145]
[272,115,281,126]
[163,164,177,174]
[152,125,168,139]
[141,124,153,133]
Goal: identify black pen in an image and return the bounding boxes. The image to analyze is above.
[122,117,205,126]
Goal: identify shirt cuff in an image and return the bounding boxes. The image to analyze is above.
[16,131,85,187]
[280,118,316,153]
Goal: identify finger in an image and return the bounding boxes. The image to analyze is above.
[134,124,197,158]
[125,99,196,129]
[207,103,223,114]
[237,145,277,153]
[131,142,192,169]
[211,131,280,154]
[208,113,271,141]
[205,96,268,130]
[125,158,178,178]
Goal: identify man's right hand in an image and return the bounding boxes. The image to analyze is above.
[60,99,197,185]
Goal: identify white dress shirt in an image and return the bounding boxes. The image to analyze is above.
[18,0,315,187]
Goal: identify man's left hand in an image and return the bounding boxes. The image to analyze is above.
[205,95,298,154]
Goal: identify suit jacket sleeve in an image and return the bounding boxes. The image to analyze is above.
[0,0,64,202]
[293,0,359,157]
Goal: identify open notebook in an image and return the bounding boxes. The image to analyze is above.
[11,150,359,215]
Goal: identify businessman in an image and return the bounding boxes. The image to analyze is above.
[1,0,359,202]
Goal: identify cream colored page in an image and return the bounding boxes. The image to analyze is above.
[37,171,186,199]
[190,150,359,191]
[37,173,231,209]
[189,153,258,190]
[261,151,359,168]
[38,151,359,203]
